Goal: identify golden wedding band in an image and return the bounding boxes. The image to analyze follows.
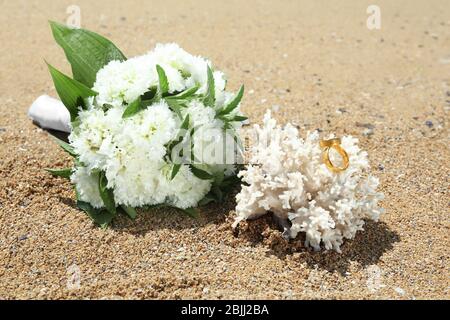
[319,138,349,173]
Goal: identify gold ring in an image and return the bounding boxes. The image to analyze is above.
[320,138,349,173]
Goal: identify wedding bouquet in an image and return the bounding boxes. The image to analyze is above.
[46,22,245,226]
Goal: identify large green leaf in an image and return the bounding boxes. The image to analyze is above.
[203,65,215,107]
[49,21,126,87]
[47,63,97,121]
[98,171,116,215]
[218,85,244,116]
[45,167,73,179]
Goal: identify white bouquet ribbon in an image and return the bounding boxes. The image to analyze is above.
[28,95,71,133]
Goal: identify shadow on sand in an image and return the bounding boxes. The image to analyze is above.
[60,186,398,275]
[54,141,398,275]
[108,199,236,236]
[236,215,400,275]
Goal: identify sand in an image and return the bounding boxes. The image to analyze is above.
[0,0,449,299]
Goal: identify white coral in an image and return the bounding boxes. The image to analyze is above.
[234,110,384,252]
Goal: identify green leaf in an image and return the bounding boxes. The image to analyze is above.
[198,194,215,206]
[46,63,97,121]
[165,99,184,119]
[170,164,181,180]
[196,172,242,206]
[101,103,114,111]
[77,200,115,228]
[190,165,214,180]
[49,21,126,87]
[181,207,199,218]
[122,97,142,118]
[167,114,190,155]
[98,171,116,215]
[166,84,199,100]
[180,114,190,130]
[213,170,225,186]
[120,205,137,220]
[229,115,248,122]
[141,203,165,211]
[141,86,157,100]
[218,85,244,116]
[220,173,241,189]
[52,136,77,157]
[203,65,215,107]
[156,64,169,96]
[211,186,223,202]
[45,167,72,179]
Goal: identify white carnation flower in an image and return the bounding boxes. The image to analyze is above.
[163,165,211,209]
[71,166,104,208]
[93,56,156,108]
[149,43,209,85]
[110,155,168,207]
[69,107,121,171]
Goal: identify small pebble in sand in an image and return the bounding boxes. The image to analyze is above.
[356,122,375,130]
[378,164,385,171]
[18,234,28,241]
[394,287,405,296]
[363,128,374,137]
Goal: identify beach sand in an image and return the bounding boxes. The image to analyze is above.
[0,0,448,299]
